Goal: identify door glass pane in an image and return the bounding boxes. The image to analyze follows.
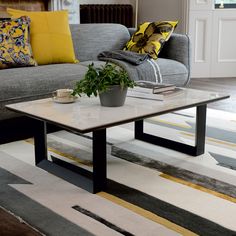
[215,0,236,8]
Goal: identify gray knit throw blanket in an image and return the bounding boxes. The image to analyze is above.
[97,50,162,83]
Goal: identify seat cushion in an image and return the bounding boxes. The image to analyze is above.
[79,60,107,68]
[156,58,188,86]
[0,63,88,120]
[81,59,188,86]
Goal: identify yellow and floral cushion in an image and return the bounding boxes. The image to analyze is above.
[124,21,178,60]
[7,8,78,65]
[0,16,37,69]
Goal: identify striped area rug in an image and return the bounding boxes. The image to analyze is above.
[0,108,235,236]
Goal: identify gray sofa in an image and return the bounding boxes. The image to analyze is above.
[0,23,190,143]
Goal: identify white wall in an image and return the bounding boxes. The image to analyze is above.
[51,0,80,23]
[138,0,185,33]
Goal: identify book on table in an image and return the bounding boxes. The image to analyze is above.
[136,80,176,94]
[128,87,184,101]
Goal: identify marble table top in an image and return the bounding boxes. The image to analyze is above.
[6,88,229,133]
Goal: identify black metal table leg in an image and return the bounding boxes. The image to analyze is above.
[34,120,47,165]
[135,120,143,140]
[195,104,207,155]
[33,121,107,193]
[135,105,207,156]
[92,129,107,193]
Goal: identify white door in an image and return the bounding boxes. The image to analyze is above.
[189,10,213,77]
[211,10,236,77]
[188,0,214,78]
[188,0,236,77]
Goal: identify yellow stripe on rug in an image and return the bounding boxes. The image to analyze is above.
[98,192,197,236]
[148,118,191,129]
[160,174,236,204]
[180,132,236,148]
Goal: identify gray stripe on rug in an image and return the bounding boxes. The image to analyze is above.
[73,205,134,236]
[172,111,195,118]
[211,152,236,170]
[111,146,236,198]
[106,180,236,236]
[0,166,94,236]
[47,138,93,165]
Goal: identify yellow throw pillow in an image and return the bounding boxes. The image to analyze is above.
[124,21,178,60]
[7,8,77,65]
[0,16,37,69]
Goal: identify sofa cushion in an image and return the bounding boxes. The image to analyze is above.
[124,21,178,59]
[7,8,77,65]
[0,16,37,69]
[70,24,130,62]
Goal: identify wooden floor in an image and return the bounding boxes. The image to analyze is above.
[187,77,236,113]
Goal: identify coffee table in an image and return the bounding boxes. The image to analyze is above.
[6,88,229,193]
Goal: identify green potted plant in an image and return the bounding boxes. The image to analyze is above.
[72,63,136,107]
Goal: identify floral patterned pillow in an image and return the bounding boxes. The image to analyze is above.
[124,21,178,60]
[0,16,37,69]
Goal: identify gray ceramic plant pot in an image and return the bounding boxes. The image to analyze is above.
[99,85,128,107]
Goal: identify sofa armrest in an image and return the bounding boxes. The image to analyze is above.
[159,33,191,85]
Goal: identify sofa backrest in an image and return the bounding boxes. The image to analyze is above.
[70,24,130,62]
